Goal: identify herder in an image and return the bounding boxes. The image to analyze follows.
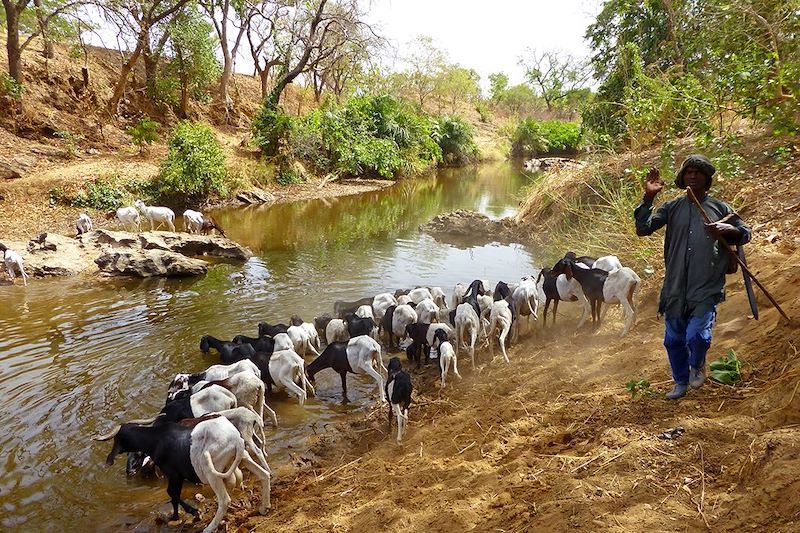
[634,155,751,400]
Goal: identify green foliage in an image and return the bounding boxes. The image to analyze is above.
[69,179,127,210]
[55,130,84,158]
[511,119,581,157]
[290,94,442,179]
[158,121,228,199]
[0,72,24,100]
[475,101,491,123]
[488,72,509,103]
[625,378,652,399]
[431,115,477,165]
[709,350,743,385]
[252,104,294,157]
[126,117,161,153]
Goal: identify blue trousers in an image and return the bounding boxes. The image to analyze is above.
[664,309,716,385]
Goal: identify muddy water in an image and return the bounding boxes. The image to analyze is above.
[0,162,538,531]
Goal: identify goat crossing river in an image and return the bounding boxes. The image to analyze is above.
[0,162,542,532]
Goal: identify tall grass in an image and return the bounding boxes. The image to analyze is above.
[516,159,664,269]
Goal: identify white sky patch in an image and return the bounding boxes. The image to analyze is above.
[365,0,603,90]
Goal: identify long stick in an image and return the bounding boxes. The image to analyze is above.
[686,187,791,322]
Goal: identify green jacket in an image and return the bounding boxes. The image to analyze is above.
[634,194,751,318]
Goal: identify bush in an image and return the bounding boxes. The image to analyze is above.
[291,94,442,179]
[0,73,24,100]
[55,130,84,159]
[126,117,160,154]
[251,104,293,156]
[157,121,228,199]
[70,179,127,210]
[431,115,477,165]
[511,119,582,157]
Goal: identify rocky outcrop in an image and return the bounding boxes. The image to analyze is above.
[95,250,208,277]
[523,157,583,172]
[236,188,275,204]
[419,210,528,248]
[14,229,251,278]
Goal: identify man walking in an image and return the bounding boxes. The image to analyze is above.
[634,155,751,400]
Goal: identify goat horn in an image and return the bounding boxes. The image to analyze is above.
[92,424,121,441]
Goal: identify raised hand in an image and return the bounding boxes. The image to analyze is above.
[644,167,664,199]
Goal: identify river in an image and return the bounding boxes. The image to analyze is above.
[0,161,539,531]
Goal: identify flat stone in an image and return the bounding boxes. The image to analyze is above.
[237,188,275,204]
[0,159,23,180]
[95,250,208,277]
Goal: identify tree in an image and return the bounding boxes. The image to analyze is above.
[403,35,446,108]
[520,49,591,112]
[436,65,480,113]
[199,0,253,113]
[101,0,191,113]
[164,3,221,117]
[488,72,508,103]
[2,0,81,83]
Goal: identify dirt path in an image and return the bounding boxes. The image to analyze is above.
[193,244,800,533]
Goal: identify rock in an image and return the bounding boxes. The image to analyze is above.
[0,159,23,180]
[237,188,275,204]
[11,229,251,279]
[95,249,208,277]
[523,157,582,171]
[420,210,525,248]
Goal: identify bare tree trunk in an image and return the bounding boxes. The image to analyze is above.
[259,69,269,99]
[33,0,54,58]
[4,3,24,83]
[107,34,147,113]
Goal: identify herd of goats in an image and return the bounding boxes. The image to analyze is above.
[1,202,643,532]
[88,248,641,533]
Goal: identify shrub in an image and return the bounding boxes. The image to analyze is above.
[157,121,228,199]
[70,179,127,210]
[510,119,548,157]
[431,115,477,165]
[538,120,582,153]
[0,73,24,100]
[55,130,84,159]
[251,104,293,156]
[126,117,161,154]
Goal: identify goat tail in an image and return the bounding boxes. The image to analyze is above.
[627,280,639,312]
[203,444,243,481]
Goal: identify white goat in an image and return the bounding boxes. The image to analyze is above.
[306,335,387,403]
[602,267,641,336]
[429,286,447,308]
[183,209,205,233]
[272,332,294,352]
[286,325,320,357]
[135,199,176,231]
[396,294,412,305]
[267,348,315,405]
[488,300,513,363]
[438,340,461,388]
[76,213,93,236]
[454,302,481,370]
[168,359,261,396]
[415,298,440,324]
[108,206,141,231]
[372,292,398,320]
[325,319,349,343]
[451,282,467,309]
[593,255,624,272]
[510,277,539,342]
[0,245,29,286]
[391,304,418,342]
[408,287,433,304]
[299,322,321,351]
[355,304,375,321]
[216,406,271,474]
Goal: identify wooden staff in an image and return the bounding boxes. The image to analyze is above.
[686,187,792,322]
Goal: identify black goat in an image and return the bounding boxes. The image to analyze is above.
[462,279,485,318]
[257,322,289,338]
[493,280,513,302]
[385,357,412,443]
[564,251,597,269]
[404,322,432,368]
[344,313,375,338]
[537,267,578,326]
[333,296,374,319]
[200,335,255,364]
[232,334,276,354]
[313,314,334,343]
[552,257,608,326]
[305,336,385,403]
[379,305,398,349]
[94,414,270,532]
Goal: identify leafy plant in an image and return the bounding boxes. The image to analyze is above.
[625,378,652,399]
[55,130,84,159]
[709,349,742,385]
[157,121,228,200]
[252,104,294,157]
[126,117,161,154]
[0,72,24,100]
[510,119,582,157]
[431,115,477,165]
[70,179,127,210]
